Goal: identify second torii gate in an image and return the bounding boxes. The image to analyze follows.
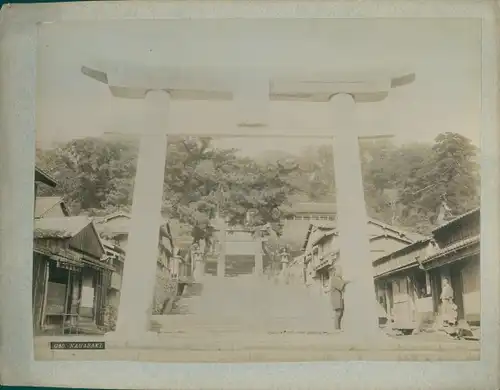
[82,64,415,341]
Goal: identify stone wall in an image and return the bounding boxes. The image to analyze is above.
[102,304,118,331]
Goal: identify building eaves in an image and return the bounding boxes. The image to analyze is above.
[34,216,93,239]
[423,234,480,263]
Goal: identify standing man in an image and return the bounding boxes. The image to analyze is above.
[279,247,290,285]
[326,265,348,330]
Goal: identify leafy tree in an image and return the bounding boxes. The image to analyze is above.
[37,136,301,250]
[162,136,300,250]
[36,137,138,215]
[289,133,480,234]
[36,131,480,243]
[398,133,480,228]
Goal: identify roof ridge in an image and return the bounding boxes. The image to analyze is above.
[367,217,427,241]
[34,215,94,239]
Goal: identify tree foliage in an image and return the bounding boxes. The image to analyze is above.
[37,136,300,247]
[36,131,480,243]
[283,133,480,234]
[36,137,138,215]
[359,133,479,232]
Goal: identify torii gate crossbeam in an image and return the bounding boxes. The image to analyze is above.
[82,64,415,343]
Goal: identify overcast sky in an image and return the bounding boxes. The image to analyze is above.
[36,18,481,156]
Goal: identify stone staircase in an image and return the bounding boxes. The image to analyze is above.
[153,274,336,334]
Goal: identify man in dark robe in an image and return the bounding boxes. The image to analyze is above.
[327,266,348,330]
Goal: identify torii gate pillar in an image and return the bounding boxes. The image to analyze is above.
[116,90,170,338]
[329,93,380,336]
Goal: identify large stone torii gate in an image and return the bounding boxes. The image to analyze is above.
[82,64,415,342]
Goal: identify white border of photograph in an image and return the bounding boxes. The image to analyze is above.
[0,1,498,389]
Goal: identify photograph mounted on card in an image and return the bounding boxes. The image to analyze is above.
[32,16,483,362]
[0,2,498,390]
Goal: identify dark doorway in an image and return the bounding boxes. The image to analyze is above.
[225,255,255,276]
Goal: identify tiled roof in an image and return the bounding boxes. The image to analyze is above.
[94,213,172,239]
[312,221,336,230]
[34,197,66,218]
[302,218,422,251]
[432,207,480,234]
[368,219,427,242]
[302,221,336,250]
[423,234,480,263]
[311,228,337,247]
[34,216,93,239]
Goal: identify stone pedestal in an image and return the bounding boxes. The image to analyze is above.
[114,90,170,339]
[192,244,206,281]
[329,93,383,340]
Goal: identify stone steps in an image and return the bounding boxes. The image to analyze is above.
[155,274,336,334]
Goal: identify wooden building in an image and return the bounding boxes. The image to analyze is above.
[93,212,177,314]
[421,207,480,327]
[32,216,113,335]
[283,202,336,222]
[374,207,481,332]
[301,219,424,296]
[373,238,434,331]
[101,240,126,309]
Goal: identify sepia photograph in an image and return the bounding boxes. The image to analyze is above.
[2,2,499,388]
[29,16,484,364]
[0,0,500,390]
